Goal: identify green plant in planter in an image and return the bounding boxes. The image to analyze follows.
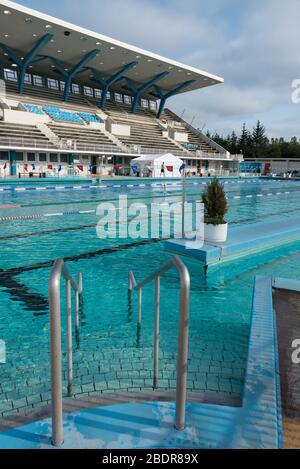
[202,178,228,225]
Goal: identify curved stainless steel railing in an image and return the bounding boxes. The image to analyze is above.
[48,259,83,447]
[128,255,190,431]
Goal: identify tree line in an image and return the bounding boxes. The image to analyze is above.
[205,121,300,159]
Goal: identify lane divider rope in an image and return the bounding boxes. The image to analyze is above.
[1,189,299,222]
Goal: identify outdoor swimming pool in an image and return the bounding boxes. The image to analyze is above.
[0,177,300,417]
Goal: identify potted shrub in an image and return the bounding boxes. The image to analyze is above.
[202,178,228,243]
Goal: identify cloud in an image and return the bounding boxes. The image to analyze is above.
[17,0,300,138]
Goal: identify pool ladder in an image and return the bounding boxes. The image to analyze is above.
[128,255,191,432]
[48,259,83,447]
[48,255,190,446]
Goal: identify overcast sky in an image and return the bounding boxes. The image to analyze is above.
[14,0,300,139]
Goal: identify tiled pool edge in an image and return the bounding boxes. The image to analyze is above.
[242,276,282,449]
[165,217,300,267]
[0,276,281,449]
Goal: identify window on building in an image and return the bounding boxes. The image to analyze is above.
[16,152,24,161]
[94,89,102,98]
[84,86,94,97]
[50,154,58,163]
[72,84,80,95]
[114,156,123,164]
[33,75,44,87]
[149,101,157,111]
[106,91,111,100]
[0,151,9,160]
[3,68,17,82]
[27,153,36,162]
[38,153,47,162]
[24,73,32,85]
[47,78,59,90]
[60,81,65,91]
[60,155,68,163]
[141,99,149,108]
[124,95,132,105]
[115,93,123,103]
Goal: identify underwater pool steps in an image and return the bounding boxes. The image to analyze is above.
[128,255,191,432]
[47,256,191,446]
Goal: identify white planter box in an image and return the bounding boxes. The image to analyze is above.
[204,223,228,243]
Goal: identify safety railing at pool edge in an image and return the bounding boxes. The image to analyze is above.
[128,255,190,431]
[48,259,83,447]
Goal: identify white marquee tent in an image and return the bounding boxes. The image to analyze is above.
[131,153,184,178]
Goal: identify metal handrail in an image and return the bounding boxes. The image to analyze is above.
[48,259,83,447]
[128,255,190,431]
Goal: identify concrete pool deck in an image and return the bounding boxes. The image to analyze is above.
[273,287,300,449]
[0,277,281,449]
[165,216,300,267]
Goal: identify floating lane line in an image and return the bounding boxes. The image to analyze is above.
[0,214,45,221]
[44,213,64,217]
[1,178,299,193]
[1,190,299,222]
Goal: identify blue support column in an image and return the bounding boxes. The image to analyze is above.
[28,50,100,102]
[0,34,53,94]
[97,62,137,109]
[9,150,16,176]
[121,72,169,113]
[157,96,167,119]
[68,154,74,165]
[151,80,196,118]
[63,50,100,102]
[66,62,137,109]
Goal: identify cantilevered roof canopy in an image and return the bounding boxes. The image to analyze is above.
[0,0,223,102]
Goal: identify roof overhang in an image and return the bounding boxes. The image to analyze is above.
[0,0,224,100]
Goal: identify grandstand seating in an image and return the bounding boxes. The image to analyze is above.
[79,112,103,124]
[1,80,225,158]
[162,109,219,154]
[43,106,84,124]
[0,122,53,146]
[47,123,119,151]
[22,103,102,125]
[22,103,44,115]
[5,81,91,109]
[114,119,182,153]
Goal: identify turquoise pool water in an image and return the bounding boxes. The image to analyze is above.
[0,177,300,416]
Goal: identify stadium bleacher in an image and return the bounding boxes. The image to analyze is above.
[22,103,44,115]
[0,81,229,174]
[0,57,232,177]
[47,123,119,151]
[79,112,103,124]
[0,2,236,178]
[43,106,84,124]
[0,122,54,146]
